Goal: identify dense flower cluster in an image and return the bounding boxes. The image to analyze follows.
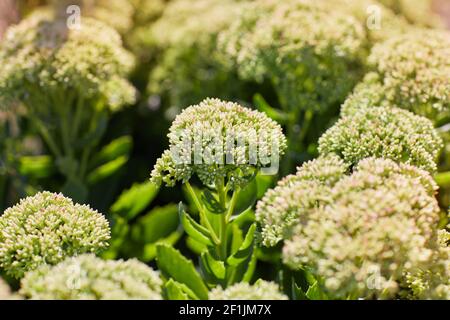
[219,0,366,112]
[256,155,349,247]
[318,106,443,172]
[0,12,136,111]
[0,192,110,278]
[151,98,287,188]
[20,254,163,299]
[209,280,288,300]
[377,0,444,27]
[148,0,247,110]
[343,30,450,122]
[282,158,442,299]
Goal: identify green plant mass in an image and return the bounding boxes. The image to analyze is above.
[0,0,448,302]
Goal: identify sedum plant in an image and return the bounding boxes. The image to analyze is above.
[148,0,249,113]
[209,280,288,300]
[20,254,162,299]
[0,191,110,278]
[318,106,443,173]
[0,10,136,201]
[218,0,366,168]
[342,29,450,123]
[151,98,286,298]
[280,158,444,299]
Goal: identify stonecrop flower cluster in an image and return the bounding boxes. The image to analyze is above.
[151,98,287,188]
[209,280,288,300]
[258,157,446,299]
[342,29,450,122]
[20,254,163,300]
[318,106,443,173]
[0,192,110,278]
[0,11,136,111]
[219,0,366,113]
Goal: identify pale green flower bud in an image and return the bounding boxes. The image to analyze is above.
[20,254,163,300]
[0,192,110,278]
[209,280,288,300]
[318,106,443,172]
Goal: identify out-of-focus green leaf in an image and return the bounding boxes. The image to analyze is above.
[131,204,179,244]
[18,155,55,179]
[87,155,128,185]
[156,244,209,300]
[234,179,257,216]
[61,177,88,203]
[140,229,183,262]
[255,174,274,199]
[253,93,291,123]
[111,181,159,220]
[89,135,132,169]
[101,216,129,260]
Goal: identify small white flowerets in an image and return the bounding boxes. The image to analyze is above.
[0,192,111,278]
[20,254,163,300]
[209,280,288,300]
[151,98,287,188]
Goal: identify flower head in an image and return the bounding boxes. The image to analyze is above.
[318,106,443,172]
[151,98,287,188]
[20,254,162,299]
[256,155,348,247]
[218,0,366,112]
[0,12,136,111]
[0,192,110,278]
[283,158,442,299]
[209,280,288,300]
[343,29,450,122]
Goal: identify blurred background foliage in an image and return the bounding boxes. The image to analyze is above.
[0,0,449,295]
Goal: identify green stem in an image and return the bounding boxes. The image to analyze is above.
[226,188,239,221]
[216,177,228,260]
[27,112,62,158]
[185,181,220,245]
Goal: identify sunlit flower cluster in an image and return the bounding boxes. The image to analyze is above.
[151,98,287,188]
[0,12,136,111]
[318,106,443,172]
[209,280,288,300]
[0,192,110,279]
[343,29,450,122]
[282,158,442,299]
[20,254,163,300]
[256,155,348,247]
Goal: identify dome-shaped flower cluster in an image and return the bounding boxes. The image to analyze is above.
[218,0,366,112]
[377,0,444,27]
[20,254,163,300]
[318,106,443,173]
[256,155,349,247]
[208,280,288,300]
[0,192,110,279]
[0,12,136,111]
[151,98,287,188]
[343,30,450,122]
[282,158,442,299]
[148,0,247,110]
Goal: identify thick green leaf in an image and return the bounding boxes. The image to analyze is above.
[200,250,226,284]
[87,155,128,185]
[230,208,255,227]
[201,190,225,214]
[306,281,328,300]
[186,236,208,256]
[18,155,55,179]
[255,174,274,199]
[179,203,213,247]
[90,136,132,169]
[227,224,256,266]
[131,204,179,244]
[156,244,209,300]
[165,279,198,300]
[139,229,183,262]
[234,179,257,216]
[111,181,159,220]
[292,281,308,300]
[242,250,257,283]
